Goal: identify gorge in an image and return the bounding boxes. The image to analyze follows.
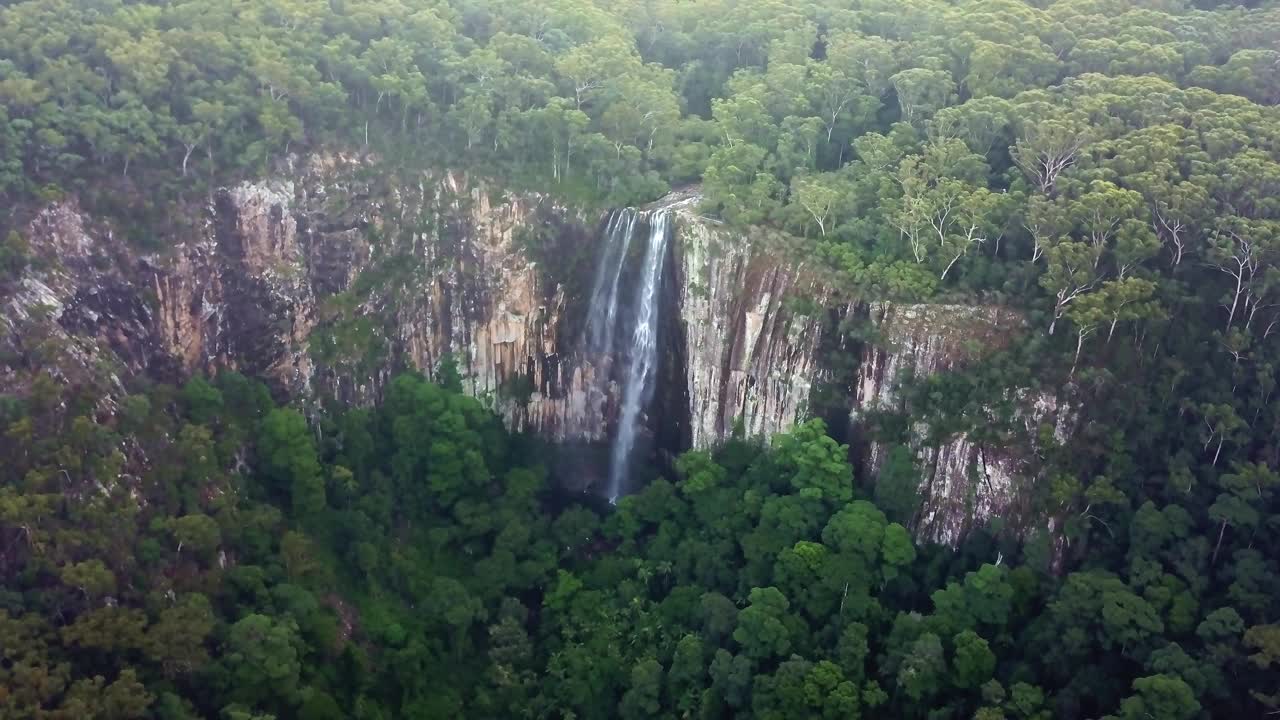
[2,156,1065,545]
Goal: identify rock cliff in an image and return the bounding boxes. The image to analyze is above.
[0,155,1064,544]
[672,203,835,450]
[671,223,1072,545]
[850,304,1071,545]
[4,156,596,432]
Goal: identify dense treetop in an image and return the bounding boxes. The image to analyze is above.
[1,364,1277,719]
[2,0,1280,719]
[1,0,1277,207]
[3,0,1279,329]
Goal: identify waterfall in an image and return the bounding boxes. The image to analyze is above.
[606,210,673,502]
[581,205,677,503]
[583,209,638,354]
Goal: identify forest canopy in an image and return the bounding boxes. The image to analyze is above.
[1,0,1278,210]
[2,0,1280,719]
[2,363,1278,719]
[3,0,1279,321]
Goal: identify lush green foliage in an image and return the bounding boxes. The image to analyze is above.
[1,368,1277,719]
[0,0,1277,214]
[3,0,1280,718]
[4,0,1280,368]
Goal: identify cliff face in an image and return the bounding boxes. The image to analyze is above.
[1,157,1064,544]
[850,304,1070,545]
[671,224,1071,546]
[672,204,833,449]
[5,156,598,433]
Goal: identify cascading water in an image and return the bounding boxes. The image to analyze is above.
[580,206,676,503]
[583,209,638,354]
[606,210,673,502]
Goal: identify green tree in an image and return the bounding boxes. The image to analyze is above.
[952,630,996,689]
[258,409,324,518]
[1107,675,1200,720]
[169,513,221,560]
[224,614,303,708]
[619,658,663,720]
[734,587,793,661]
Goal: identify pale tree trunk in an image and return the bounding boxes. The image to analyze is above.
[1049,293,1071,335]
[1211,519,1227,565]
[1154,212,1186,267]
[1070,327,1092,377]
[940,250,965,280]
[1226,267,1244,330]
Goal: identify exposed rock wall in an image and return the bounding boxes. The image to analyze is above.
[670,218,1071,546]
[5,157,599,437]
[3,201,143,399]
[850,303,1070,545]
[1,158,1065,545]
[671,202,833,448]
[373,171,603,442]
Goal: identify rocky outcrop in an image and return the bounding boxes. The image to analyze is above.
[851,303,1071,545]
[672,202,834,449]
[2,199,153,403]
[1,158,1065,545]
[5,156,597,432]
[670,217,1070,545]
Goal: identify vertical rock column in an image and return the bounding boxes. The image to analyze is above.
[672,203,833,448]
